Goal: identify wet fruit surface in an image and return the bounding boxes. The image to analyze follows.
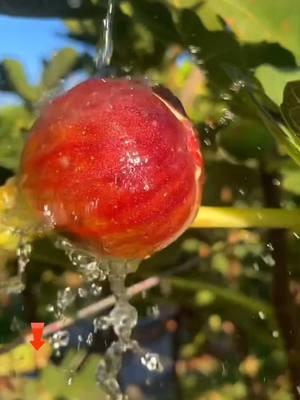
[19,78,203,259]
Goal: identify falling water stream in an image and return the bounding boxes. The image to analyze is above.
[96,0,115,73]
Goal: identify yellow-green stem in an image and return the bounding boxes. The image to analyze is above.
[1,180,300,252]
[192,207,300,229]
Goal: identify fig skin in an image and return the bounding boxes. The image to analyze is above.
[19,78,204,260]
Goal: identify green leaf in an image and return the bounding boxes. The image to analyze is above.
[24,351,105,399]
[256,66,300,106]
[42,48,80,90]
[64,20,99,45]
[1,59,42,103]
[281,80,300,135]
[282,169,300,196]
[0,107,33,170]
[246,87,300,166]
[200,0,300,63]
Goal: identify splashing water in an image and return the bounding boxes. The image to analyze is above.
[55,236,163,399]
[7,237,33,294]
[96,0,115,72]
[50,329,70,356]
[94,261,163,399]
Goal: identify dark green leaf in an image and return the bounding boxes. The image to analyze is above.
[131,0,180,44]
[281,81,300,135]
[243,42,296,69]
[248,86,300,166]
[178,9,245,89]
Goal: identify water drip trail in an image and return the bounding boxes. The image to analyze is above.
[95,261,163,399]
[96,0,115,72]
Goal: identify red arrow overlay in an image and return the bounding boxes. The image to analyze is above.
[30,322,45,351]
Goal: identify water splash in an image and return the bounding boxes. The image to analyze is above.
[95,261,138,399]
[94,261,163,399]
[50,329,70,356]
[57,287,76,318]
[55,237,163,399]
[96,0,115,72]
[4,237,33,294]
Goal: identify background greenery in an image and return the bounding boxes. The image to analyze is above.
[2,0,300,399]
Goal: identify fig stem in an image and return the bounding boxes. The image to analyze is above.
[193,206,300,229]
[1,180,300,252]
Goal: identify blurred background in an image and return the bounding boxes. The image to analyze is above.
[2,0,300,399]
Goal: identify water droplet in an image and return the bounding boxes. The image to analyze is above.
[77,334,83,350]
[67,376,73,385]
[46,304,55,313]
[258,311,266,320]
[87,332,94,346]
[90,282,103,296]
[78,287,88,298]
[57,287,75,315]
[230,80,246,93]
[220,92,232,101]
[272,178,281,187]
[266,242,274,251]
[262,254,275,267]
[253,262,260,271]
[16,239,32,276]
[141,352,163,372]
[94,316,111,332]
[51,330,70,350]
[188,45,201,55]
[148,305,160,318]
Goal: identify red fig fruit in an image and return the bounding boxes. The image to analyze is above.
[19,78,204,260]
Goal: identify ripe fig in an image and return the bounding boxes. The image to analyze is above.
[19,78,204,260]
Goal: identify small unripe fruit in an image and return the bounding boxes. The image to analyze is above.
[19,78,203,260]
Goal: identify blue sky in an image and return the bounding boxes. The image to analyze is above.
[0,16,95,104]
